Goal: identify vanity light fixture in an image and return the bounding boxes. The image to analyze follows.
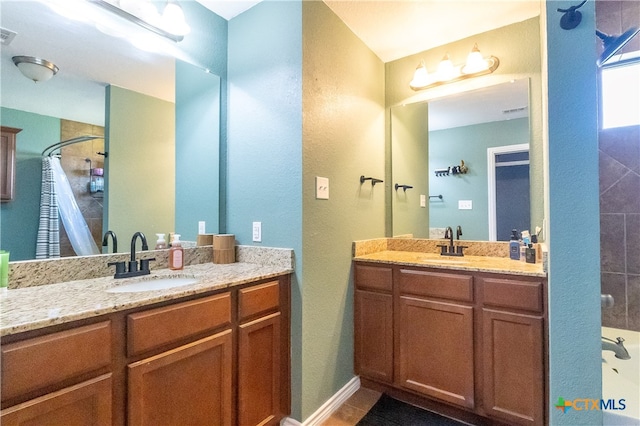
[91,0,190,42]
[409,44,499,91]
[12,56,59,83]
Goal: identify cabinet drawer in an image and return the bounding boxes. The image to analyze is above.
[482,278,543,313]
[1,321,111,401]
[355,265,392,292]
[399,269,473,302]
[128,293,231,357]
[238,281,280,322]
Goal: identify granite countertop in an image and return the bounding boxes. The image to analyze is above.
[0,262,293,337]
[354,250,546,277]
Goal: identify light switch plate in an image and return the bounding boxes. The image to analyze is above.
[420,194,426,208]
[316,177,329,200]
[458,200,472,210]
[252,222,262,242]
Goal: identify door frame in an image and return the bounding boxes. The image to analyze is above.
[487,143,530,241]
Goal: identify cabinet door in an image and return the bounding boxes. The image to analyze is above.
[238,312,281,426]
[354,289,393,383]
[398,296,474,409]
[128,330,232,426]
[0,374,112,426]
[482,309,544,426]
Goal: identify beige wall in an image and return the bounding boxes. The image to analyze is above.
[385,17,544,237]
[302,1,386,418]
[105,86,175,245]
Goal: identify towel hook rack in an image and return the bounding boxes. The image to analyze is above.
[360,175,384,186]
[395,183,413,192]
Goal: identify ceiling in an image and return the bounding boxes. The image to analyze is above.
[0,0,540,128]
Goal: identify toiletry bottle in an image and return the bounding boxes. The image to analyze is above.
[169,234,184,270]
[509,229,520,260]
[155,233,167,250]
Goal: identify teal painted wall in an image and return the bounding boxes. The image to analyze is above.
[545,2,602,424]
[0,108,60,260]
[302,1,385,419]
[429,118,529,240]
[227,1,303,418]
[175,61,220,240]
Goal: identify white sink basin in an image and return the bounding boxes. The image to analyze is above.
[106,276,198,293]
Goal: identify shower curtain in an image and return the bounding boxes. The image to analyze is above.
[36,157,100,258]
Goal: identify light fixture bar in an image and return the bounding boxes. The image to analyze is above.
[410,56,499,91]
[89,0,184,42]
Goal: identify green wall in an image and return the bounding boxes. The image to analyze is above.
[0,108,60,260]
[302,1,385,419]
[105,86,175,244]
[385,17,543,238]
[391,102,430,238]
[429,118,529,240]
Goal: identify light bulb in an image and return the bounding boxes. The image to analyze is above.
[162,1,190,36]
[463,44,489,74]
[436,54,456,81]
[410,61,430,89]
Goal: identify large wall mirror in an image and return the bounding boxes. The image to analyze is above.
[391,79,536,241]
[0,0,220,260]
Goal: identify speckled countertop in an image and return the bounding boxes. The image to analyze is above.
[0,262,292,337]
[354,250,545,277]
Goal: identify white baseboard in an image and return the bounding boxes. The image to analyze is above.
[280,376,361,426]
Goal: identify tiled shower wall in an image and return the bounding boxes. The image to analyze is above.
[60,119,105,257]
[597,1,640,331]
[600,126,640,331]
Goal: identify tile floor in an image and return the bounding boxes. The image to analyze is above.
[319,387,382,426]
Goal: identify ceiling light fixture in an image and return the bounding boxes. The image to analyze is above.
[410,44,499,91]
[12,56,59,82]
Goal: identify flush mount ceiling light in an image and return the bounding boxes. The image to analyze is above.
[410,44,499,91]
[12,56,59,82]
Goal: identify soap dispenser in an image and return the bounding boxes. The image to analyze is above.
[155,233,167,250]
[169,234,184,270]
[509,229,520,260]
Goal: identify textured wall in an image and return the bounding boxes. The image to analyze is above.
[105,86,175,243]
[546,1,602,424]
[175,62,220,240]
[0,108,60,260]
[302,1,385,419]
[226,1,304,418]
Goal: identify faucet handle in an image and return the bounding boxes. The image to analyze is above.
[108,261,126,276]
[139,258,155,272]
[616,337,625,344]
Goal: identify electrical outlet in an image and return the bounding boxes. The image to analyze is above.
[252,222,262,242]
[458,200,472,210]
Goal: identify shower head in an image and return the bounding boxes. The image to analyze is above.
[597,27,640,67]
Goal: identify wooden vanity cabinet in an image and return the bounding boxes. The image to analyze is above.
[354,265,394,383]
[480,276,545,426]
[354,262,547,426]
[397,269,475,409]
[0,321,113,425]
[1,275,291,426]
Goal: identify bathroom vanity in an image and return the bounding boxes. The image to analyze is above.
[353,240,547,426]
[0,260,292,426]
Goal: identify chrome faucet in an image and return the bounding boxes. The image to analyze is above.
[602,336,631,360]
[108,232,154,279]
[102,230,117,253]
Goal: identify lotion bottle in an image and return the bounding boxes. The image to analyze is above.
[155,233,167,250]
[169,234,184,270]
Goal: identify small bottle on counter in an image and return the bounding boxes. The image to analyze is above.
[509,229,520,260]
[169,234,184,270]
[155,233,167,250]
